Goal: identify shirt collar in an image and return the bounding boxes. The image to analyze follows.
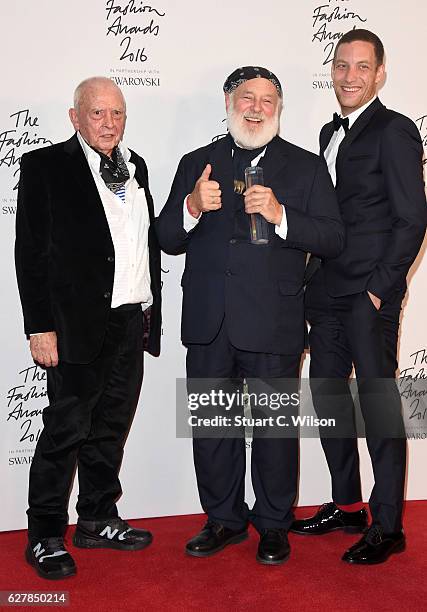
[76,131,131,166]
[231,139,268,164]
[76,131,135,181]
[341,96,378,129]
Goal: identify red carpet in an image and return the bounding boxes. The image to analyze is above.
[0,502,426,611]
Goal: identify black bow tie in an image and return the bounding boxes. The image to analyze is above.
[333,112,349,133]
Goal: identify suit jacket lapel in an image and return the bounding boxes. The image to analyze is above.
[131,151,155,224]
[336,98,383,169]
[259,136,289,185]
[208,134,234,217]
[132,155,147,190]
[63,133,102,201]
[320,123,335,156]
[64,133,113,245]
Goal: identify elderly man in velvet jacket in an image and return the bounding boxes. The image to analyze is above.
[15,77,161,580]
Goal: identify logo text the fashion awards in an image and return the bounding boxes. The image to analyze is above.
[105,0,166,64]
[0,108,53,204]
[415,114,427,170]
[310,0,370,92]
[5,365,47,455]
[311,0,368,66]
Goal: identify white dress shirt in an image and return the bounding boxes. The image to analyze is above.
[183,146,288,239]
[78,132,152,310]
[324,97,377,186]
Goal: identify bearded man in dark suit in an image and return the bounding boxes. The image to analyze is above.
[156,66,344,565]
[15,77,161,579]
[292,29,427,565]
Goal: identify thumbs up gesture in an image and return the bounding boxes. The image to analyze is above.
[187,164,222,215]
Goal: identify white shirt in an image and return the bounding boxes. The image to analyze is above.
[324,97,377,186]
[78,132,152,310]
[183,146,288,239]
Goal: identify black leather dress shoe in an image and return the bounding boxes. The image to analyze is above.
[342,524,405,564]
[73,517,152,550]
[290,502,367,535]
[257,529,290,565]
[26,537,76,580]
[185,521,248,557]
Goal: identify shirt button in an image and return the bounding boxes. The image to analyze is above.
[225,270,232,276]
[103,291,111,299]
[107,256,114,262]
[229,239,236,244]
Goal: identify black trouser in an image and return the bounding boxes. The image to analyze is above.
[186,318,300,533]
[27,305,144,539]
[306,267,406,533]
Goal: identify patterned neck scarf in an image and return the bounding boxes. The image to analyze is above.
[95,145,130,196]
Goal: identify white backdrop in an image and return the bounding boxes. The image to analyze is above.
[1,0,426,531]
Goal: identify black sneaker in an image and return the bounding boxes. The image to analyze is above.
[73,517,153,551]
[25,537,76,580]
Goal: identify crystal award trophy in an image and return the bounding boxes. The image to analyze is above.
[244,166,269,244]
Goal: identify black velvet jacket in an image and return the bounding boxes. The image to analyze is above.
[15,134,161,363]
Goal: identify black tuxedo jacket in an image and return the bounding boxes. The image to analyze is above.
[156,134,343,355]
[320,98,427,301]
[15,134,161,364]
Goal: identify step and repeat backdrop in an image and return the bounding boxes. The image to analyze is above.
[1,1,426,531]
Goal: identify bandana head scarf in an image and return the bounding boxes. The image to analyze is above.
[223,66,282,98]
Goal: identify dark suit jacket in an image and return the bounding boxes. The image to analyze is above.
[15,133,161,364]
[320,98,427,301]
[156,134,343,355]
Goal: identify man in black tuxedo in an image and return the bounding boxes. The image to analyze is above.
[15,77,161,579]
[292,30,427,564]
[156,66,343,564]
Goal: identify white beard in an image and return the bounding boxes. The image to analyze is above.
[226,98,281,149]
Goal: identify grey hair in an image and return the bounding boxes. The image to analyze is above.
[73,76,126,110]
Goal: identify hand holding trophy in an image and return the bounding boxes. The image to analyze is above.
[244,166,269,244]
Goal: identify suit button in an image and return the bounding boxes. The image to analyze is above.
[104,291,111,299]
[107,256,114,262]
[229,239,236,244]
[225,270,232,276]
